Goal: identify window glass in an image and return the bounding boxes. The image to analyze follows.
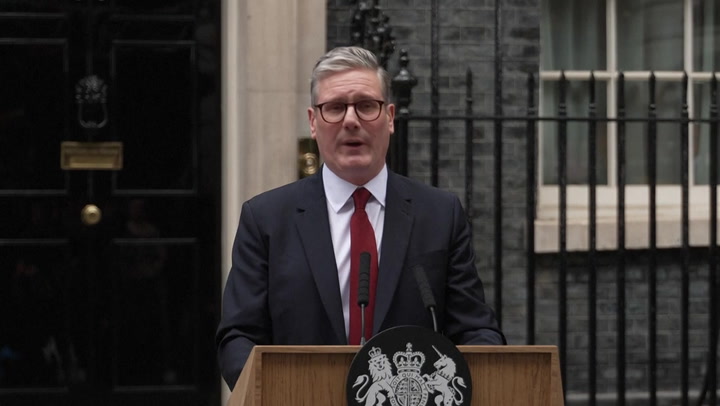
[693,81,719,185]
[542,80,609,185]
[617,0,684,71]
[622,81,684,184]
[693,0,720,71]
[540,0,606,70]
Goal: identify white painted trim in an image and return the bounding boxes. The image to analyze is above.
[607,0,617,188]
[220,0,244,402]
[538,185,720,218]
[566,389,720,404]
[540,71,720,81]
[219,0,326,403]
[684,0,695,185]
[535,185,720,252]
[535,216,720,253]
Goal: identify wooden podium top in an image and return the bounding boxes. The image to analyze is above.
[231,345,563,406]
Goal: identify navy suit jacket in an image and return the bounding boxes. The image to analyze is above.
[216,170,505,389]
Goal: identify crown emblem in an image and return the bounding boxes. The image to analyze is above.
[367,347,389,371]
[368,347,382,359]
[393,343,425,374]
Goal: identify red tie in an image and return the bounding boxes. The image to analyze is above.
[349,187,378,345]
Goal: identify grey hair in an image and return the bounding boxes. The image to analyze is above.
[310,46,391,106]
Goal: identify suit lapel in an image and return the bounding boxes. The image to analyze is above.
[374,172,413,333]
[295,174,347,344]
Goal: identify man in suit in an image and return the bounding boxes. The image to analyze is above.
[216,46,504,390]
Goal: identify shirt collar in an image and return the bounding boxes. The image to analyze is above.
[322,165,388,213]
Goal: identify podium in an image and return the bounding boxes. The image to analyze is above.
[229,345,563,405]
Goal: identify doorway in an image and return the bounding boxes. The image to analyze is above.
[0,1,221,404]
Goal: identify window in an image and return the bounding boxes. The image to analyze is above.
[537,0,720,252]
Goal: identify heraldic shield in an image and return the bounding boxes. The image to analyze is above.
[346,326,472,406]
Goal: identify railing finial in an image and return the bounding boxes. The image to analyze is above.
[350,0,396,69]
[391,49,418,115]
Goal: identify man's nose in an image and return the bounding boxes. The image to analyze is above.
[343,105,361,127]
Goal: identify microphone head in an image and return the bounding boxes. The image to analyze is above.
[357,252,371,306]
[413,265,437,309]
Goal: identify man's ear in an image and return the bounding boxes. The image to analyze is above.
[387,103,395,134]
[308,107,317,139]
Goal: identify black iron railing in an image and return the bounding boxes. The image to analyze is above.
[390,69,720,406]
[349,1,720,404]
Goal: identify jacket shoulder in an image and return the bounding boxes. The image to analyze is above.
[245,175,320,210]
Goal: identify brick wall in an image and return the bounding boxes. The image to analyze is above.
[539,250,712,403]
[326,0,713,403]
[328,0,538,344]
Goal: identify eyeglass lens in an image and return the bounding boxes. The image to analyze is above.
[319,100,382,123]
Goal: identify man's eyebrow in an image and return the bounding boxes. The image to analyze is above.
[319,94,380,103]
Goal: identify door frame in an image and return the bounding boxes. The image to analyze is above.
[219,0,326,402]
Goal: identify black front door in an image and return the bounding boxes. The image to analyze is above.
[0,1,220,404]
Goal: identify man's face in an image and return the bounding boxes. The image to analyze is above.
[308,68,395,186]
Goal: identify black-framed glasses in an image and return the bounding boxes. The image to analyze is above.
[314,99,385,123]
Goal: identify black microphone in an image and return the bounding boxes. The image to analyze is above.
[357,251,371,345]
[413,265,438,333]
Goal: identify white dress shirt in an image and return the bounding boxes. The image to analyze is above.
[322,164,387,339]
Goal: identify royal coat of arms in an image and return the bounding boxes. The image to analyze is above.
[351,343,468,406]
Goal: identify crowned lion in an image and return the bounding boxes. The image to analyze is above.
[353,347,396,406]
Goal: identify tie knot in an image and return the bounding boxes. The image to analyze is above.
[352,187,372,210]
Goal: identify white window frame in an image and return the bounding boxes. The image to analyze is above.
[537,0,720,253]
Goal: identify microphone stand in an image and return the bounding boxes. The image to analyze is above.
[413,265,439,333]
[428,306,438,333]
[358,252,371,345]
[360,305,367,346]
